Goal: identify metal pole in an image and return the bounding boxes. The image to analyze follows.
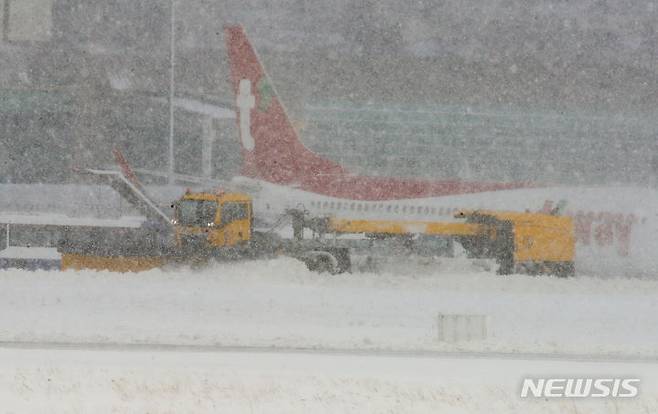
[202,116,214,180]
[168,0,176,185]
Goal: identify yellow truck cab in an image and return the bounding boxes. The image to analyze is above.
[174,191,253,251]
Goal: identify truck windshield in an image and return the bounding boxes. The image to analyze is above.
[221,202,249,225]
[176,200,217,227]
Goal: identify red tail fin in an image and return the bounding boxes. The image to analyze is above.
[224,25,531,201]
[224,25,344,185]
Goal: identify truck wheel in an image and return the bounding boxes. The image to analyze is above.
[316,256,335,274]
[305,256,335,274]
[333,248,351,273]
[302,249,349,275]
[554,262,575,278]
[497,254,514,275]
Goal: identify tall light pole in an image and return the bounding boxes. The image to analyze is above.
[168,0,176,185]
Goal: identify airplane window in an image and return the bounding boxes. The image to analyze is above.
[386,205,392,212]
[431,207,436,215]
[337,202,342,210]
[402,206,407,213]
[364,204,369,212]
[266,203,271,210]
[394,205,399,213]
[357,204,362,211]
[323,201,328,209]
[350,203,355,210]
[424,207,429,215]
[330,202,335,209]
[310,201,315,207]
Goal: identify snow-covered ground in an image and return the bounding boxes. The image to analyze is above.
[1,258,657,412]
[0,257,656,356]
[1,346,657,413]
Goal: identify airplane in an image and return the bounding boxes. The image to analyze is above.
[221,25,658,277]
[1,26,655,278]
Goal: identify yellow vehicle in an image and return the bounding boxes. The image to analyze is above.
[292,208,575,276]
[454,210,575,276]
[173,191,253,252]
[59,182,575,276]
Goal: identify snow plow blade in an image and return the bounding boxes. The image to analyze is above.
[61,253,165,273]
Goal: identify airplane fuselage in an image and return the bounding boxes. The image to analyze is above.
[237,176,657,278]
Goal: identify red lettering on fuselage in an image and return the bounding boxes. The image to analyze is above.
[594,212,614,247]
[548,200,637,256]
[574,211,595,246]
[614,214,637,257]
